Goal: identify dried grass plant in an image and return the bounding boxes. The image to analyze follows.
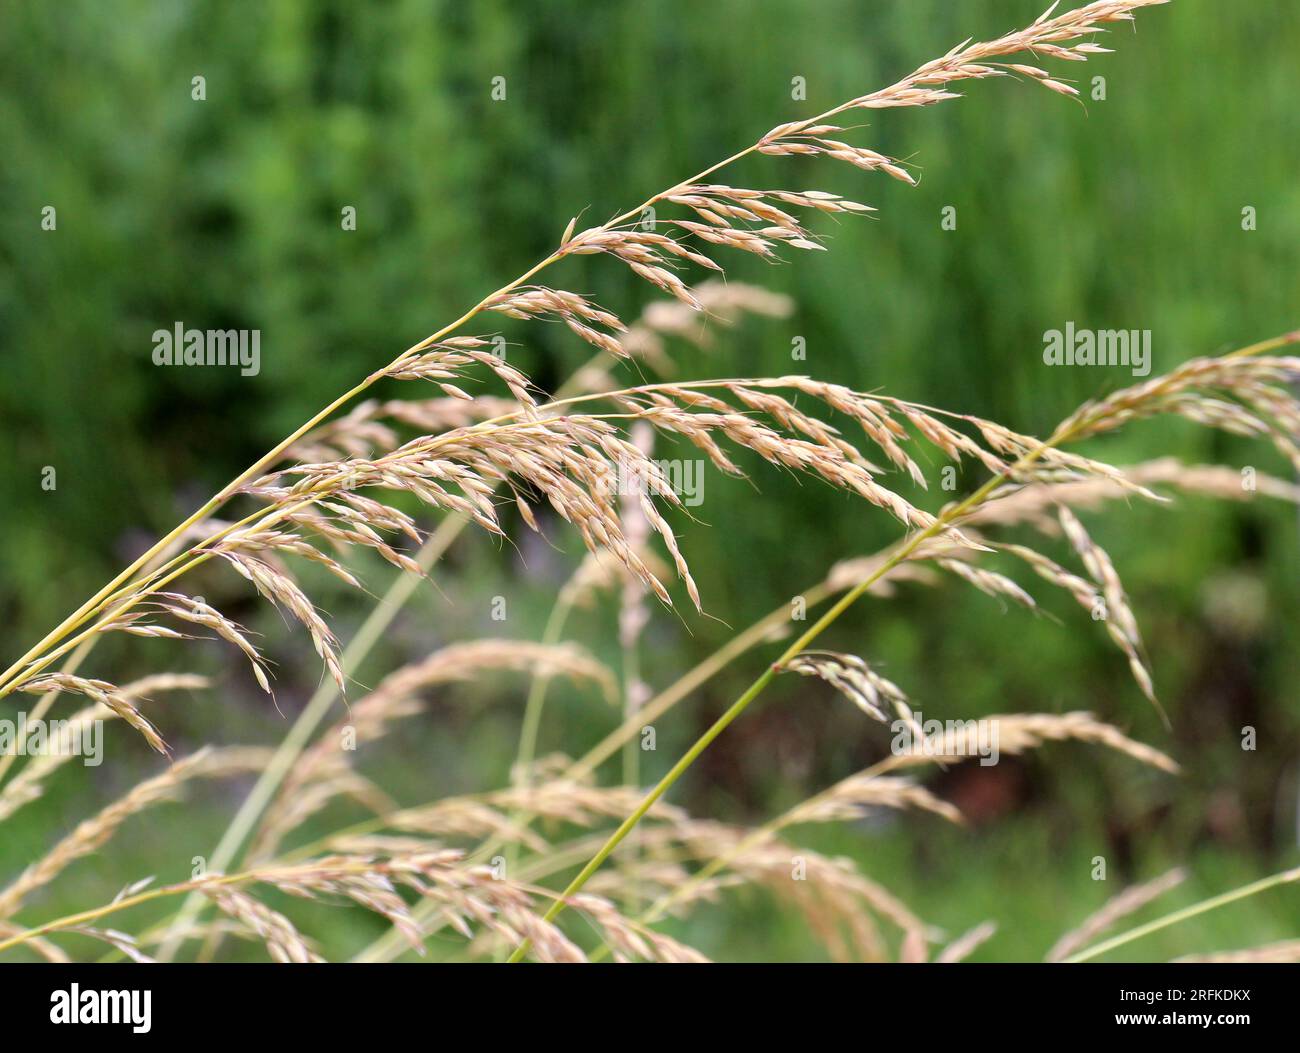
[3,0,1298,963]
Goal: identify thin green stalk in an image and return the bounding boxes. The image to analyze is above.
[1064,865,1300,963]
[12,474,363,694]
[504,670,779,963]
[0,875,247,956]
[512,595,578,790]
[0,856,405,957]
[492,590,580,962]
[620,607,643,912]
[571,585,831,783]
[621,635,641,794]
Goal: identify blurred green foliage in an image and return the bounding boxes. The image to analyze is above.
[1,0,1298,960]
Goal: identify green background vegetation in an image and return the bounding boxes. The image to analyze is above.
[1,0,1298,960]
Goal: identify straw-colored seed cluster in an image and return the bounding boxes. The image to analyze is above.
[782,651,911,724]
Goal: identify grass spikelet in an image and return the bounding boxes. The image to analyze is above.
[17,674,168,755]
[781,650,911,724]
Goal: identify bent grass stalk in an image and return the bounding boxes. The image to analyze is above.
[0,245,565,700]
[0,75,887,703]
